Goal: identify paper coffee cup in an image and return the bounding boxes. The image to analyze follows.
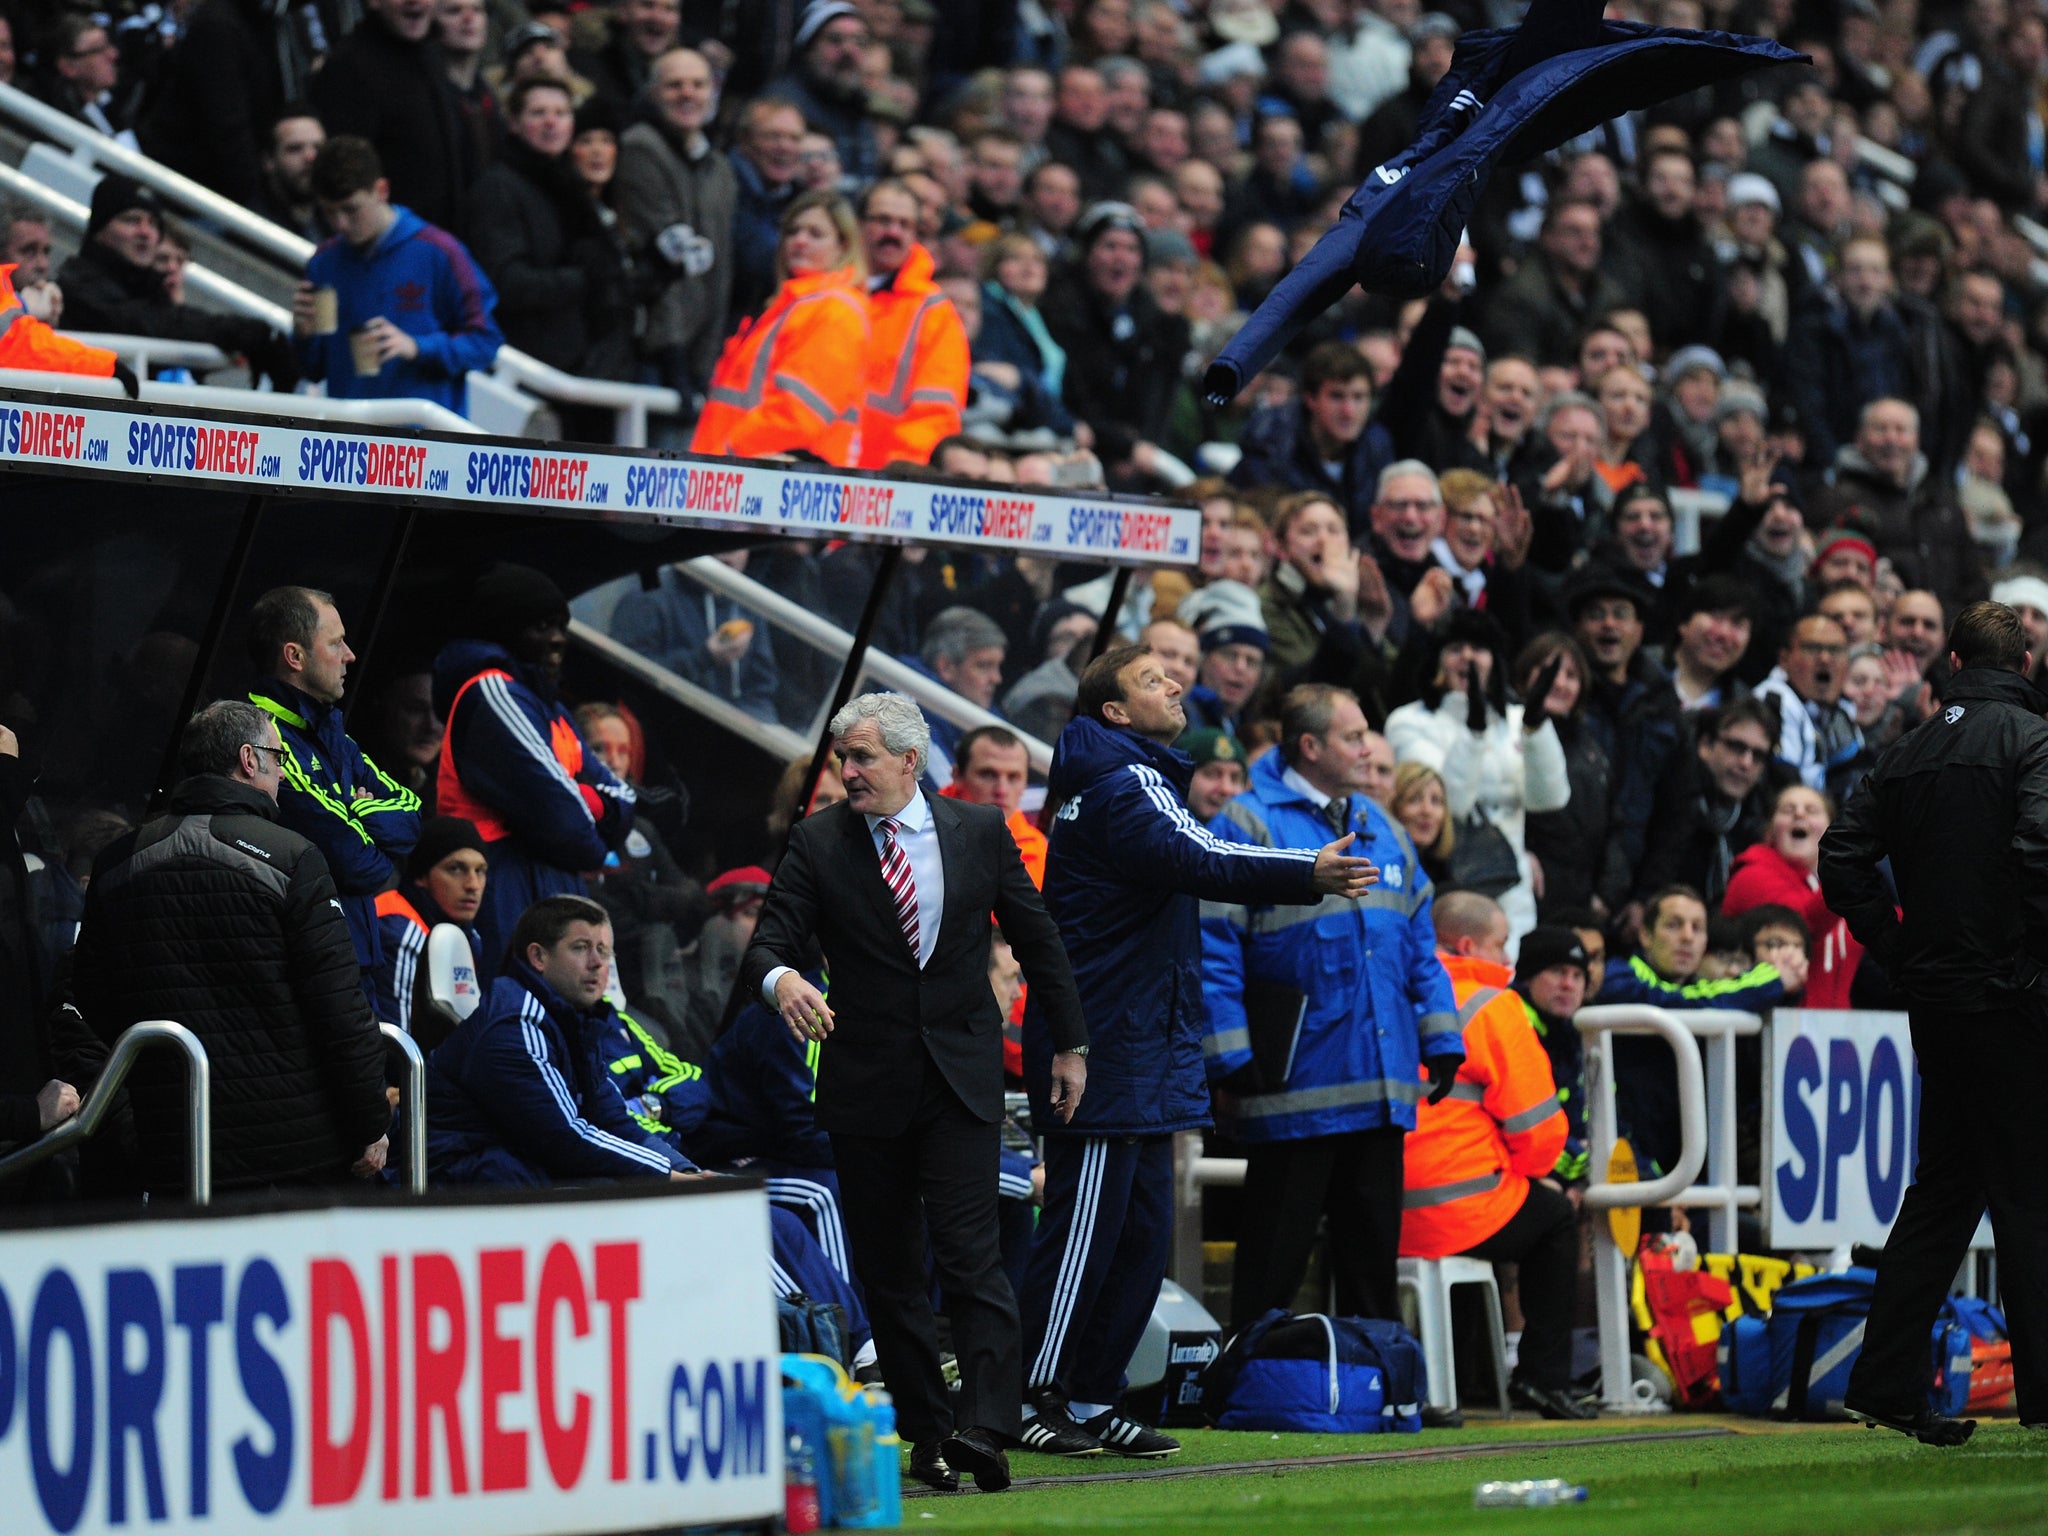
[349,326,383,377]
[311,286,339,335]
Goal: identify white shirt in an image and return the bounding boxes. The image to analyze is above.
[762,789,947,1006]
[1281,763,1335,810]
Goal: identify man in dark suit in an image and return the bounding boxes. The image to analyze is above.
[743,692,1087,1494]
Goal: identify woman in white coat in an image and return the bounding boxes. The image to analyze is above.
[1385,610,1571,951]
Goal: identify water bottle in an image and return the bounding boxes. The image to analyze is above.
[1473,1479,1589,1507]
[785,1426,821,1535]
[827,1421,877,1524]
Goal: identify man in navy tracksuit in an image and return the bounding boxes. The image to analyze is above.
[373,817,489,1048]
[247,585,421,1007]
[434,565,636,969]
[1016,645,1377,1457]
[425,894,869,1349]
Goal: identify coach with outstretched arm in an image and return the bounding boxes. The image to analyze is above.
[743,692,1087,1495]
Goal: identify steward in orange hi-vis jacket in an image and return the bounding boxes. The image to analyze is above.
[0,264,119,380]
[1402,891,1593,1419]
[856,241,967,469]
[691,264,870,466]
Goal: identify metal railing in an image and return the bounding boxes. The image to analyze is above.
[0,82,682,444]
[0,1020,212,1204]
[676,557,1059,771]
[65,330,234,377]
[0,364,483,433]
[570,618,813,763]
[382,1022,428,1197]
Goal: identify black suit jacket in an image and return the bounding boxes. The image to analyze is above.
[742,795,1086,1136]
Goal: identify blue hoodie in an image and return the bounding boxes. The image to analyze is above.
[298,204,503,412]
[1022,716,1323,1137]
[431,638,635,969]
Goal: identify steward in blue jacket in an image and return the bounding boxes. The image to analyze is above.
[1015,647,1373,1456]
[434,566,635,969]
[1201,747,1461,1142]
[246,586,421,1001]
[1198,689,1462,1328]
[295,149,503,414]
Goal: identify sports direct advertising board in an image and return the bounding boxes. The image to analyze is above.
[0,1183,781,1536]
[0,389,1200,567]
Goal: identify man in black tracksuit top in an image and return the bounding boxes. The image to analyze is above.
[1819,599,2048,1444]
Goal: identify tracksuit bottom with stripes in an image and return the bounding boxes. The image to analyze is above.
[1018,1133,1175,1406]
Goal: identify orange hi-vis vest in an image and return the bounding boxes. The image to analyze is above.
[691,265,870,467]
[437,668,598,842]
[1400,952,1569,1260]
[856,243,969,469]
[0,264,117,379]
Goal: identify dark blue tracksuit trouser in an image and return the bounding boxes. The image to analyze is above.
[1017,1133,1174,1406]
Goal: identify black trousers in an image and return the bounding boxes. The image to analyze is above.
[1460,1180,1578,1390]
[830,1054,1021,1445]
[1230,1127,1406,1328]
[1847,1005,2048,1422]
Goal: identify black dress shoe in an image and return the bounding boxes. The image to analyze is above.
[1845,1399,1976,1446]
[1419,1404,1465,1429]
[1508,1373,1600,1421]
[939,1426,1012,1492]
[908,1442,959,1491]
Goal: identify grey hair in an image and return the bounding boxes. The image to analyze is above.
[921,605,1008,668]
[1536,389,1606,438]
[1375,459,1441,503]
[180,700,274,778]
[1858,395,1920,437]
[830,692,932,778]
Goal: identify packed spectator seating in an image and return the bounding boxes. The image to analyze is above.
[3,0,2047,1434]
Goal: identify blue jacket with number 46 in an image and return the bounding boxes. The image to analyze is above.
[1200,748,1463,1142]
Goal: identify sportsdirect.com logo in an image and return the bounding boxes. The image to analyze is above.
[1,1238,769,1532]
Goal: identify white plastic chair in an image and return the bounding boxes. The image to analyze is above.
[1397,1256,1513,1416]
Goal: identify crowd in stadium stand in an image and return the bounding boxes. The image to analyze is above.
[3,0,2048,1439]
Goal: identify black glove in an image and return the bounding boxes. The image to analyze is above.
[1215,1060,1266,1097]
[110,360,140,399]
[1424,1052,1464,1105]
[1521,653,1565,733]
[251,328,301,393]
[1464,664,1488,733]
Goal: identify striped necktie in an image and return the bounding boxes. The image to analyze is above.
[879,818,920,962]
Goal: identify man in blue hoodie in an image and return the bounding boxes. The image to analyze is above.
[434,565,636,970]
[292,135,502,413]
[247,585,421,1008]
[1016,644,1377,1457]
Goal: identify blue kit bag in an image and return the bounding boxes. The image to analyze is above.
[1201,1309,1425,1433]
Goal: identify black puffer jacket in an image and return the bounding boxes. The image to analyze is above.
[71,776,389,1191]
[1821,666,2048,1012]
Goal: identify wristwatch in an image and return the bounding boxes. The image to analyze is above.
[1059,1045,1090,1058]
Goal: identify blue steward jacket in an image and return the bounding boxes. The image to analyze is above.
[296,205,503,411]
[425,965,691,1183]
[432,638,635,968]
[250,680,421,986]
[1200,750,1462,1141]
[1023,716,1322,1138]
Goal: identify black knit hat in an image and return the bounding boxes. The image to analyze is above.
[87,174,165,241]
[1515,925,1589,985]
[467,564,569,647]
[407,817,488,880]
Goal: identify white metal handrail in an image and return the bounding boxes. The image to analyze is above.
[570,618,813,762]
[0,1019,211,1204]
[0,83,682,442]
[1575,1003,1722,1413]
[380,1022,428,1197]
[674,557,1059,772]
[0,364,483,432]
[65,330,233,375]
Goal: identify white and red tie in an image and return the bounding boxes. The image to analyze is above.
[879,818,920,962]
